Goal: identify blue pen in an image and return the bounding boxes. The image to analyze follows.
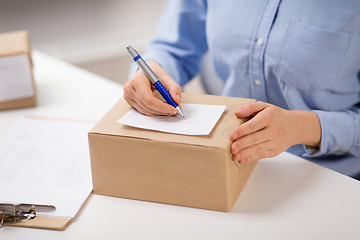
[126,45,185,118]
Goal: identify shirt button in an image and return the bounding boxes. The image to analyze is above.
[254,79,261,86]
[256,38,263,46]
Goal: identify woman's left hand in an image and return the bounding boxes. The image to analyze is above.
[230,101,321,163]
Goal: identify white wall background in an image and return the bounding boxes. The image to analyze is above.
[0,0,206,93]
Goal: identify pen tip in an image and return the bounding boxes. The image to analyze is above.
[126,45,132,50]
[175,106,185,118]
[178,112,185,119]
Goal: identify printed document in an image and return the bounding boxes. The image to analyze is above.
[0,117,94,219]
[117,103,226,135]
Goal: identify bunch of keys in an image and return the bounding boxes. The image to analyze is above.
[0,203,55,227]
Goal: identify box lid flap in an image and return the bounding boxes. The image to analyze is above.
[90,93,255,150]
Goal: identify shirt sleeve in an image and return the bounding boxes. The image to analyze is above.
[128,0,208,86]
[303,105,360,158]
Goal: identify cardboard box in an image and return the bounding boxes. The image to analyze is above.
[0,30,36,110]
[88,93,257,212]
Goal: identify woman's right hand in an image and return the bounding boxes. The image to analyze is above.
[123,60,183,116]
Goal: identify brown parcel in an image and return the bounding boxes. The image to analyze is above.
[0,30,36,110]
[88,93,257,212]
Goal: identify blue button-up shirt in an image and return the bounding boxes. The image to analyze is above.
[130,0,360,177]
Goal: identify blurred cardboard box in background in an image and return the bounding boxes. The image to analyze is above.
[88,93,257,212]
[0,30,36,110]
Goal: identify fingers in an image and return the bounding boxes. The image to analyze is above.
[155,66,182,105]
[234,101,269,118]
[133,75,177,115]
[147,60,183,106]
[123,60,182,116]
[230,113,268,141]
[230,101,270,141]
[230,127,271,153]
[233,144,279,164]
[230,101,284,163]
[230,127,280,163]
[232,139,272,163]
[126,95,172,116]
[124,76,173,116]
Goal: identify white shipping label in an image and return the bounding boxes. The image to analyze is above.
[0,54,34,102]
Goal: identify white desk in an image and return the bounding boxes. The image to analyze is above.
[1,51,360,240]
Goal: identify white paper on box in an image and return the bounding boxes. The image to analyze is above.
[0,54,34,102]
[117,103,226,135]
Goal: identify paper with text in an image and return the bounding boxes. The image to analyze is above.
[0,54,34,102]
[117,103,226,135]
[0,117,94,219]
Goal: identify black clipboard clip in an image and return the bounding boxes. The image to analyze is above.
[0,203,56,227]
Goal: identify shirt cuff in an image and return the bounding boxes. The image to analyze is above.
[303,110,355,157]
[304,145,319,155]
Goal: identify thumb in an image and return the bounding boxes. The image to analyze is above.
[158,74,182,105]
[146,60,182,105]
[168,84,182,105]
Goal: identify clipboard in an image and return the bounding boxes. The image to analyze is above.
[0,117,94,230]
[8,216,71,230]
[2,191,92,230]
[0,203,71,230]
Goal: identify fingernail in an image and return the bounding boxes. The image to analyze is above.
[242,158,248,163]
[177,93,181,99]
[234,133,239,139]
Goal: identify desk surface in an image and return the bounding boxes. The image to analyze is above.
[1,51,360,240]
